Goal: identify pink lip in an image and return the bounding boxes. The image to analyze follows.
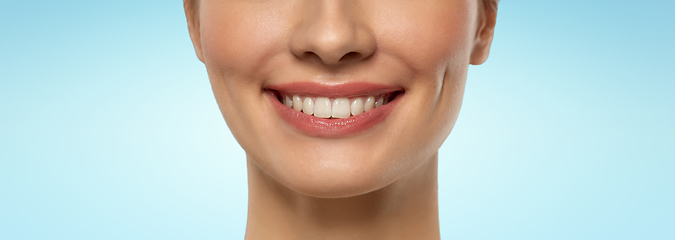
[265,82,403,137]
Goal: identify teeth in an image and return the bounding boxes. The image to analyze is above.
[332,98,350,118]
[375,96,384,108]
[351,98,364,116]
[284,95,293,108]
[280,93,393,118]
[302,97,314,115]
[314,97,332,118]
[364,96,375,111]
[292,95,303,111]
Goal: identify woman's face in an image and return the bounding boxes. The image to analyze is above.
[188,0,494,197]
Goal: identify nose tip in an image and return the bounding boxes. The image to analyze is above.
[290,4,376,66]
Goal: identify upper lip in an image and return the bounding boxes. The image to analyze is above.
[264,82,403,98]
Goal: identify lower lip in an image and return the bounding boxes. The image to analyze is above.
[268,92,401,137]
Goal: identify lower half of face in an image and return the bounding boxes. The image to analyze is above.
[199,0,477,197]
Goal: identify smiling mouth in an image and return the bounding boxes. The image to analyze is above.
[265,82,404,137]
[271,92,401,119]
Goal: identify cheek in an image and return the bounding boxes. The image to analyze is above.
[198,1,298,158]
[372,1,474,162]
[198,1,295,135]
[374,1,475,75]
[199,1,291,77]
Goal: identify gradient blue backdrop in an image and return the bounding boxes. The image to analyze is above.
[1,0,673,239]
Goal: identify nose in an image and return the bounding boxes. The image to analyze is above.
[289,0,376,66]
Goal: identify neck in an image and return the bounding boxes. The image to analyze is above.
[245,153,440,240]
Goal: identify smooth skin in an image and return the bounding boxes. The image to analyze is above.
[184,0,498,239]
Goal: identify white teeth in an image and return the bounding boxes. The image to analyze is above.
[284,95,293,108]
[314,97,332,118]
[331,98,351,118]
[375,96,384,108]
[364,96,375,111]
[292,95,303,111]
[302,97,314,115]
[281,94,391,118]
[351,98,364,116]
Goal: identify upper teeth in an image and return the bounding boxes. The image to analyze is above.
[282,94,388,119]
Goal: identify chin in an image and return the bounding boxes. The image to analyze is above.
[276,158,397,199]
[251,131,436,199]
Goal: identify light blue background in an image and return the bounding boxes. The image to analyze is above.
[1,0,673,239]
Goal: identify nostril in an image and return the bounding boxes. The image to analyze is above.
[298,51,366,65]
[339,52,362,62]
[301,51,322,62]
